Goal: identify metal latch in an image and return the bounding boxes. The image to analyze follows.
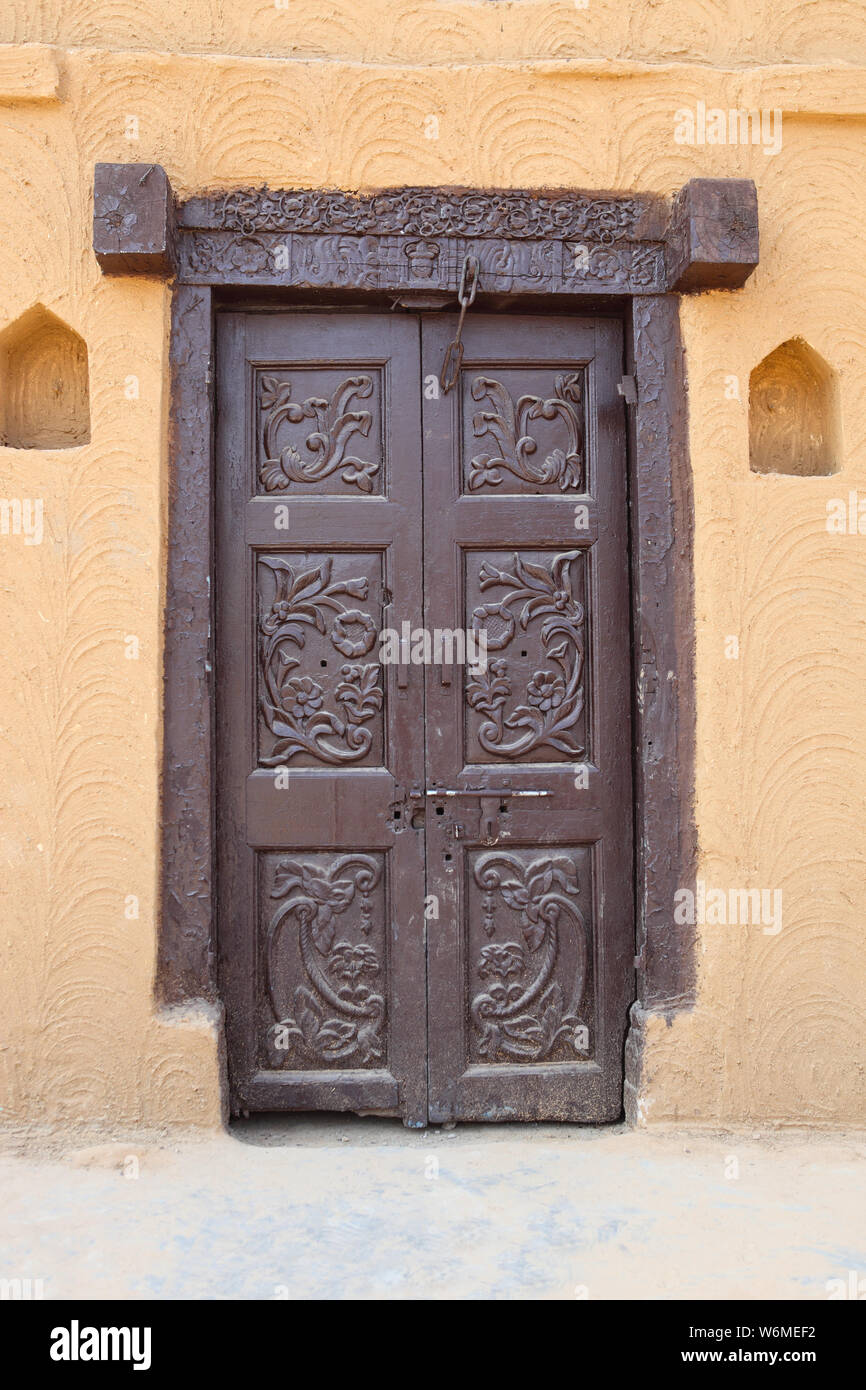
[439,255,480,393]
[426,786,550,845]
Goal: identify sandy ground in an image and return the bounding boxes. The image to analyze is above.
[1,1118,864,1300]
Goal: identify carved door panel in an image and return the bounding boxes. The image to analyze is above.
[216,312,428,1125]
[422,314,634,1121]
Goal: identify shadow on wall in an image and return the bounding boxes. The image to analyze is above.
[749,337,840,476]
[0,304,90,449]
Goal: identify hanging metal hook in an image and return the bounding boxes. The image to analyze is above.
[439,255,479,394]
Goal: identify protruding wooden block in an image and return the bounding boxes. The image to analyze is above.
[93,163,176,276]
[666,178,759,292]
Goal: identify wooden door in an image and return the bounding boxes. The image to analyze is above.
[216,311,428,1125]
[422,314,633,1122]
[216,308,633,1124]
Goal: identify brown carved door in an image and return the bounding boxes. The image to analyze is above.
[422,314,633,1122]
[216,309,633,1125]
[216,311,428,1126]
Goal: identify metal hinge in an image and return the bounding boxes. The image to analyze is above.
[617,374,638,405]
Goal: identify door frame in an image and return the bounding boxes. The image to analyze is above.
[91,167,759,1120]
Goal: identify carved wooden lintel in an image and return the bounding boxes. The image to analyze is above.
[93,168,759,295]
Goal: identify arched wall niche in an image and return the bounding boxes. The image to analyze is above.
[749,337,840,477]
[0,304,90,449]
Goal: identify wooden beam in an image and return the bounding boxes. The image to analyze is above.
[666,177,759,292]
[93,162,177,276]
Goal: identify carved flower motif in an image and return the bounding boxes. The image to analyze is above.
[471,603,515,651]
[226,236,271,274]
[286,676,324,720]
[98,198,138,240]
[591,250,620,280]
[265,598,293,629]
[330,610,377,657]
[526,671,567,712]
[329,941,380,983]
[259,375,291,411]
[334,663,383,724]
[503,206,532,234]
[589,202,628,244]
[550,201,578,231]
[466,658,510,718]
[478,942,526,981]
[456,195,489,235]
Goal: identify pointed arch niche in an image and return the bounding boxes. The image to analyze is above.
[0,304,90,449]
[749,337,840,477]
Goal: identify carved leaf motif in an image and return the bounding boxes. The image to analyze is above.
[467,373,584,491]
[268,855,385,1066]
[217,188,640,242]
[258,556,382,766]
[466,551,586,759]
[471,852,588,1063]
[258,374,378,492]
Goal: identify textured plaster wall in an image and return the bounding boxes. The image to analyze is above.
[0,1,864,1129]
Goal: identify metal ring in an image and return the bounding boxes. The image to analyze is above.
[459,255,479,307]
[439,338,464,394]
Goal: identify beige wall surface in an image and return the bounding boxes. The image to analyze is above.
[0,1,864,1130]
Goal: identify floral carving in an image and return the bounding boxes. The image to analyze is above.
[259,556,382,765]
[330,610,377,657]
[466,551,585,759]
[471,852,588,1062]
[97,198,138,242]
[268,856,385,1065]
[258,374,378,493]
[187,233,273,276]
[467,374,584,491]
[216,188,640,242]
[631,244,662,289]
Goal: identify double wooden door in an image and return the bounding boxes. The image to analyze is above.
[216,309,633,1126]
